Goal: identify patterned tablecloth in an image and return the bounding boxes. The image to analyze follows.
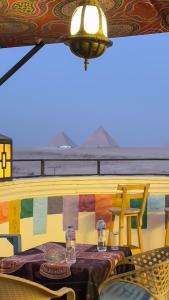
[0,242,131,300]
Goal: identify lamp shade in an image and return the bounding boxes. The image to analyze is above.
[70,1,108,39]
[66,0,112,70]
[0,134,12,181]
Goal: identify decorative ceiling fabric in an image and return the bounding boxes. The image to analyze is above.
[0,0,169,48]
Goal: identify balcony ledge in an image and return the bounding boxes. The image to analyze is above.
[0,175,169,201]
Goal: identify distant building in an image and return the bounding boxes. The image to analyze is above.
[81,126,119,148]
[48,132,76,149]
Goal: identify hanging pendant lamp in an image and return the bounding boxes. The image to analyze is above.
[65,0,112,70]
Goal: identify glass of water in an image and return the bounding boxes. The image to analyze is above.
[111,232,119,250]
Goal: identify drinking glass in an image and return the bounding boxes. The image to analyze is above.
[111,232,119,250]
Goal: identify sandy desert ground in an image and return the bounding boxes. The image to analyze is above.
[13,147,169,177]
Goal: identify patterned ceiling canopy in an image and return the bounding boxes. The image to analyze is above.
[0,0,169,48]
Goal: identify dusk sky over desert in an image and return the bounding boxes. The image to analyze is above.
[1,33,169,148]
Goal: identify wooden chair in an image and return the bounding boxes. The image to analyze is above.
[165,208,169,246]
[0,272,75,300]
[108,184,149,253]
[99,260,169,300]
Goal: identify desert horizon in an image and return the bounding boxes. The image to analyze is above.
[13,145,169,177]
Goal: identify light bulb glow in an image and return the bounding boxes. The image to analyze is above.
[84,5,99,34]
[101,10,108,37]
[70,6,83,35]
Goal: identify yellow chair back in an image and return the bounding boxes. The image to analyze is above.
[0,272,75,300]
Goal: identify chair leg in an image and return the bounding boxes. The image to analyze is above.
[127,216,132,247]
[165,212,169,246]
[119,215,124,246]
[108,214,115,246]
[136,215,143,252]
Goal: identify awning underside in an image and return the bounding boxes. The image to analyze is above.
[0,0,169,48]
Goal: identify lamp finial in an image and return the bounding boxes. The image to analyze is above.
[84,58,89,71]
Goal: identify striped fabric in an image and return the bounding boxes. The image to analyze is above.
[48,196,63,214]
[79,195,95,212]
[95,194,113,227]
[0,202,8,224]
[63,196,79,230]
[33,198,48,235]
[9,200,21,234]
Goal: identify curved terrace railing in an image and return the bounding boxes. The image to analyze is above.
[12,158,169,178]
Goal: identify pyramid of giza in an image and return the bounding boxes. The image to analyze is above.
[48,132,76,148]
[81,126,119,148]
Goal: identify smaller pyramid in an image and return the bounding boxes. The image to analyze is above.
[48,132,76,149]
[81,126,119,148]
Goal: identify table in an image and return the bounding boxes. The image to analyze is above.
[0,242,131,300]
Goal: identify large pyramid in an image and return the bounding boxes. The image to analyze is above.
[81,126,119,148]
[164,142,169,148]
[48,132,76,149]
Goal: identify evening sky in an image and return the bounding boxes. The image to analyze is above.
[0,33,169,147]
